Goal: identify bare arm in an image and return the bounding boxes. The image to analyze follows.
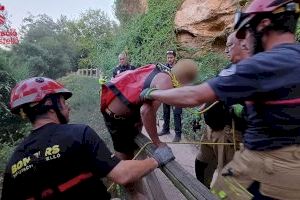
[141,73,174,146]
[151,82,218,107]
[140,100,162,146]
[107,158,158,185]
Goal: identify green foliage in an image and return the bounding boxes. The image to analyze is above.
[64,10,116,69]
[114,0,144,24]
[195,52,229,82]
[91,0,182,76]
[8,14,80,80]
[296,21,300,42]
[59,75,113,149]
[0,143,15,173]
[0,52,28,144]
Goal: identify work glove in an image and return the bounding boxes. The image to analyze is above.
[152,146,175,167]
[98,76,108,85]
[140,88,158,102]
[231,104,244,118]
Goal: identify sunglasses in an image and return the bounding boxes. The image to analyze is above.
[166,51,176,55]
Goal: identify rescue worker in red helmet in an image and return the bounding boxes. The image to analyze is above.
[141,0,300,199]
[195,31,251,188]
[1,77,175,200]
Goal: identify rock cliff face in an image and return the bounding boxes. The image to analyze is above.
[129,0,236,54]
[117,0,148,16]
[175,0,236,53]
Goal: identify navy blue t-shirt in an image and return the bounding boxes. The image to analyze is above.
[1,123,120,200]
[208,43,300,150]
[112,64,135,78]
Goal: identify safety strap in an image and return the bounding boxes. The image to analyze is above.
[143,66,162,89]
[107,82,137,110]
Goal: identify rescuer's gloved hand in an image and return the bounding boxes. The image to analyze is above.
[152,146,175,167]
[98,76,107,85]
[231,104,244,118]
[140,88,158,102]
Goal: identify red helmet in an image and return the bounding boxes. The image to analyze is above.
[10,77,72,113]
[235,0,300,38]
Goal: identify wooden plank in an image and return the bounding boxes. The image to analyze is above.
[144,172,168,200]
[134,134,218,200]
[137,152,168,200]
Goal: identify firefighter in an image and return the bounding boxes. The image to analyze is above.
[141,0,300,199]
[1,77,175,200]
[194,32,251,188]
[100,59,197,199]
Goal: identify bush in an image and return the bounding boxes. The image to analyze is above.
[0,143,16,173]
[92,0,182,76]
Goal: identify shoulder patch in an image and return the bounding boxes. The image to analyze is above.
[218,64,237,77]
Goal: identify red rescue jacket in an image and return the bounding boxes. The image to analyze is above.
[100,64,163,112]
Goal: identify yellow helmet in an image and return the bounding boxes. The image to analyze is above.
[171,59,198,84]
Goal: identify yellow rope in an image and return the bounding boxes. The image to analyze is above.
[166,141,234,145]
[232,120,237,152]
[106,140,237,192]
[164,68,220,117]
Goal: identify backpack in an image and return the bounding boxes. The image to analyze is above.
[100,64,162,112]
[203,101,231,131]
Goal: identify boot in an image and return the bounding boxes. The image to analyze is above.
[158,130,170,136]
[172,136,181,142]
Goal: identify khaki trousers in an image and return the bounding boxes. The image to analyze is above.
[196,125,240,186]
[212,145,300,200]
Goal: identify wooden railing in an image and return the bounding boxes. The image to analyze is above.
[76,68,101,78]
[134,134,218,200]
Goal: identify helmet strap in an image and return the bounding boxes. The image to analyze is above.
[49,95,68,124]
[249,15,273,54]
[252,28,265,54]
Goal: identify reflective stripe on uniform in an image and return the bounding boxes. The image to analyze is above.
[58,172,93,192]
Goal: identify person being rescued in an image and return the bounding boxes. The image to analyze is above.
[101,59,198,159]
[100,59,198,199]
[195,32,251,188]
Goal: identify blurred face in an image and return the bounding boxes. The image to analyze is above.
[167,54,176,66]
[179,73,196,85]
[172,59,197,85]
[118,55,128,66]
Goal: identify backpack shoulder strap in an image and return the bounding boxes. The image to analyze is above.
[143,65,163,89]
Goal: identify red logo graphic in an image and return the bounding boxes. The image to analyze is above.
[0,5,19,45]
[0,5,5,25]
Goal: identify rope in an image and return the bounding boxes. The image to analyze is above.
[106,140,237,192]
[185,101,220,116]
[232,119,237,152]
[163,65,220,117]
[166,141,234,145]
